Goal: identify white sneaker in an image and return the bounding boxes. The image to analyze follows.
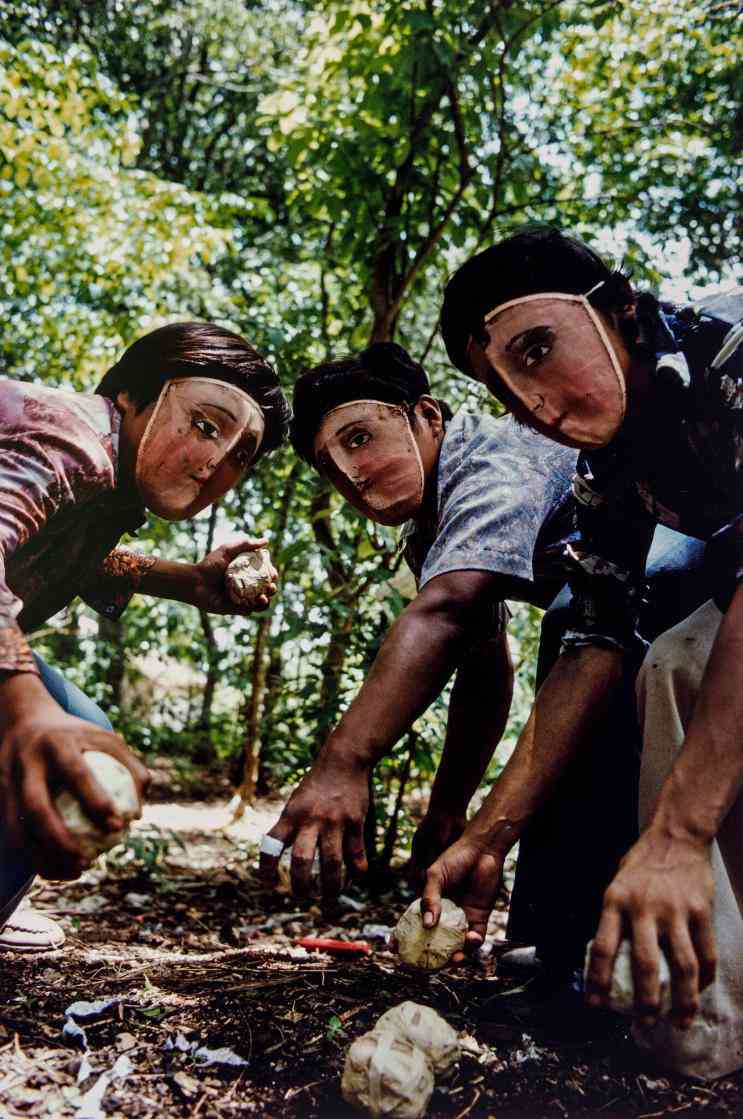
[0,901,65,952]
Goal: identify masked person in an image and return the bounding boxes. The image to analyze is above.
[0,322,290,952]
[430,224,743,1077]
[259,343,705,1019]
[259,341,575,897]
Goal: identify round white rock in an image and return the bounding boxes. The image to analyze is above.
[373,1002,460,1076]
[341,1030,434,1119]
[225,548,276,608]
[394,898,467,972]
[584,938,673,1017]
[54,751,141,862]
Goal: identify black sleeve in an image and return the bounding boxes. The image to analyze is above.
[560,463,656,656]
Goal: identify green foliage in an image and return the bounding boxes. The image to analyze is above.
[3,0,739,848]
[107,825,185,877]
[0,35,233,385]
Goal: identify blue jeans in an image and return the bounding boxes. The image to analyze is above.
[0,656,111,926]
[506,526,711,970]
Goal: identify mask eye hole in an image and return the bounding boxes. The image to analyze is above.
[346,429,372,450]
[523,341,552,368]
[507,325,555,373]
[192,416,220,440]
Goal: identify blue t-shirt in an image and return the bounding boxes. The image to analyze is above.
[402,410,577,614]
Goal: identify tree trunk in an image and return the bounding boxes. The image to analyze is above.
[232,462,301,814]
[314,605,355,752]
[236,612,272,808]
[193,504,219,762]
[256,638,283,795]
[194,608,219,763]
[98,614,125,707]
[377,730,417,874]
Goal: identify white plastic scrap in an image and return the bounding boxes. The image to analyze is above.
[363,924,394,943]
[63,997,121,1052]
[163,1032,249,1069]
[194,1045,249,1069]
[510,1034,549,1067]
[76,1054,133,1119]
[164,1032,193,1053]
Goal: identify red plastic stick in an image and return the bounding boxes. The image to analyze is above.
[296,937,372,956]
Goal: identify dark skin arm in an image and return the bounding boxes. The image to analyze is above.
[586,583,743,1030]
[409,629,513,881]
[0,541,274,881]
[422,644,625,946]
[0,672,150,880]
[138,537,278,614]
[260,569,511,899]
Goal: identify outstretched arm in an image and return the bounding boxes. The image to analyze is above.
[423,643,624,945]
[82,538,278,618]
[409,627,513,879]
[587,582,743,1029]
[260,570,509,898]
[137,537,278,613]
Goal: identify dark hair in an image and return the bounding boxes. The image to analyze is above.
[96,322,291,458]
[291,342,451,465]
[440,225,633,377]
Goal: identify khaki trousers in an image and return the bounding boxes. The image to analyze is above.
[633,599,743,1079]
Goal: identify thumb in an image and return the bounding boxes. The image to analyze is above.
[421,867,443,928]
[222,537,269,562]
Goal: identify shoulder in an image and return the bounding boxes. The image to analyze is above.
[438,408,576,492]
[664,289,743,370]
[0,381,117,482]
[667,288,743,410]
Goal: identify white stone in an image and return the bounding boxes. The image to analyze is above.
[394,898,467,972]
[225,548,276,607]
[54,751,141,862]
[373,1002,460,1076]
[341,1030,434,1118]
[584,938,673,1016]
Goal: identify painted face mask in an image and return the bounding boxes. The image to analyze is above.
[469,285,627,449]
[314,400,425,525]
[136,377,265,520]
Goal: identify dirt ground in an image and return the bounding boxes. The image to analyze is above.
[2,788,742,1119]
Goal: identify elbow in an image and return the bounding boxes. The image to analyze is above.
[560,643,625,688]
[413,571,498,632]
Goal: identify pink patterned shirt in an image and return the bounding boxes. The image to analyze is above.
[0,380,155,675]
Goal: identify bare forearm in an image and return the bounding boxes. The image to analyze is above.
[325,604,468,768]
[0,671,57,734]
[650,585,743,843]
[138,557,198,603]
[428,632,513,818]
[465,645,625,854]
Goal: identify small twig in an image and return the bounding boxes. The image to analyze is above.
[453,1088,482,1119]
[190,1091,209,1118]
[285,1079,324,1100]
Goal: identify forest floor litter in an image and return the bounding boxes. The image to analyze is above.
[2,783,742,1118]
